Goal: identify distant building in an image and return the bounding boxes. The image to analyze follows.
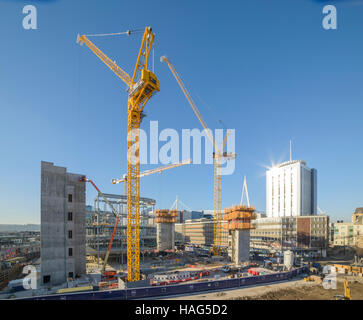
[333,222,354,246]
[334,208,363,248]
[40,161,86,286]
[175,213,329,256]
[329,222,335,244]
[250,215,329,256]
[175,218,229,247]
[178,210,204,223]
[255,211,266,219]
[266,160,317,217]
[353,208,363,225]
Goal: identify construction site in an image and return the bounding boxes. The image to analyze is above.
[0,26,304,300]
[2,23,362,301]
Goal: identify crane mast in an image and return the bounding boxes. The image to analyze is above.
[78,27,160,282]
[161,56,234,256]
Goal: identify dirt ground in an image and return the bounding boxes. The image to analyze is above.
[239,276,363,300]
[165,275,363,300]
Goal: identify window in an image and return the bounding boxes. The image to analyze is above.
[68,248,73,257]
[68,272,74,278]
[43,275,51,284]
[68,194,73,203]
[68,212,73,221]
[68,230,73,239]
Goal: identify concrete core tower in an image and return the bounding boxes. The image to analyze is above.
[155,209,178,251]
[224,205,256,265]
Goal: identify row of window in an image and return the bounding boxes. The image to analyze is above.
[68,210,73,244]
[43,192,74,285]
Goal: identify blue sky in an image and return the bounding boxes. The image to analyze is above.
[0,0,362,223]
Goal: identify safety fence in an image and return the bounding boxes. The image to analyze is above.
[18,267,307,300]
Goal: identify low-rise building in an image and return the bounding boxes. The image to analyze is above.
[334,208,363,248]
[175,218,229,247]
[250,215,329,256]
[175,213,329,257]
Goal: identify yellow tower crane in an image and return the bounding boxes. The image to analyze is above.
[77,27,160,281]
[111,159,192,197]
[161,56,235,256]
[111,159,192,185]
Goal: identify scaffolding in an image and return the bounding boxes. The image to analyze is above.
[86,193,156,267]
[155,209,178,224]
[223,205,257,231]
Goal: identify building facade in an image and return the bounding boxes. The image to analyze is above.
[266,160,317,218]
[175,215,329,256]
[175,218,229,247]
[333,208,363,248]
[250,215,329,256]
[178,211,204,223]
[41,161,86,286]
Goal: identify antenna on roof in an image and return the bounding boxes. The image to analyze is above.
[290,139,292,162]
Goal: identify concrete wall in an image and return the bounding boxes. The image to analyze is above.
[41,161,86,286]
[156,223,174,251]
[228,230,250,265]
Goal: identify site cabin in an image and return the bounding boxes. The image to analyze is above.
[151,269,210,285]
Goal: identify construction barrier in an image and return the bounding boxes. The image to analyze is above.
[18,267,307,300]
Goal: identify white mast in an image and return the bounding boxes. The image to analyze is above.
[240,176,250,207]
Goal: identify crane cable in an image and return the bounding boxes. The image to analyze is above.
[84,29,144,37]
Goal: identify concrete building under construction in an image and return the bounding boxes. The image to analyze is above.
[85,193,157,264]
[224,205,256,264]
[155,209,178,251]
[40,161,86,286]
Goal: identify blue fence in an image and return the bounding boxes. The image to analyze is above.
[19,267,306,300]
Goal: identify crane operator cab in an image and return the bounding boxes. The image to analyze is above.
[127,69,160,106]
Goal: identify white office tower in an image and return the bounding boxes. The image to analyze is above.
[266,160,317,217]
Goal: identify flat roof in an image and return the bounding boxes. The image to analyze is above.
[278,160,306,168]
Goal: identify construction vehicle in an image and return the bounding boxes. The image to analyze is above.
[335,278,351,300]
[78,27,159,282]
[304,275,322,284]
[161,56,236,256]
